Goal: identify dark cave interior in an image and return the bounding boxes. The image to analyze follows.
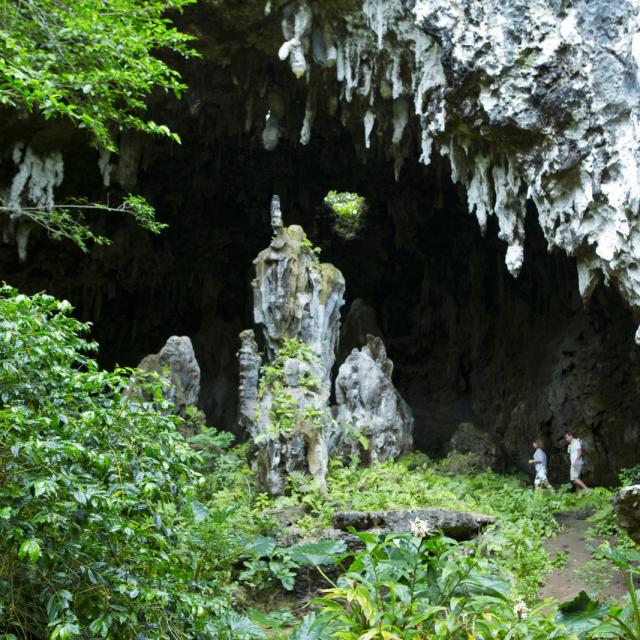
[2,54,640,486]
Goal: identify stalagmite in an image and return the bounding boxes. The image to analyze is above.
[335,335,414,464]
[238,195,345,495]
[236,330,261,437]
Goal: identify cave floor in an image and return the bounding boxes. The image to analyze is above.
[539,510,627,603]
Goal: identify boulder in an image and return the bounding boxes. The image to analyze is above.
[612,485,640,544]
[448,422,503,472]
[335,335,414,464]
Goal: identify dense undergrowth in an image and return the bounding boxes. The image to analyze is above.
[1,286,638,639]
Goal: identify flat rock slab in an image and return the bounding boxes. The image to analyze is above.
[332,508,496,540]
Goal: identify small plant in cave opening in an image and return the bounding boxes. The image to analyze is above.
[300,234,322,256]
[324,190,367,240]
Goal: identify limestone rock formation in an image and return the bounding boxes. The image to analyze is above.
[448,422,504,472]
[238,196,346,494]
[266,0,640,339]
[253,195,345,387]
[335,335,414,464]
[236,330,261,437]
[1,143,64,262]
[138,335,201,417]
[612,485,640,545]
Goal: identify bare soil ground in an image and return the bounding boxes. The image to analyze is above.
[539,510,627,603]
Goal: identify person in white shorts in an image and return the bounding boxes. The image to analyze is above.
[565,431,588,491]
[528,438,552,489]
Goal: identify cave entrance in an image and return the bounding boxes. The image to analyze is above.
[2,92,639,486]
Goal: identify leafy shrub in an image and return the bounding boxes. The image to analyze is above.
[619,465,640,487]
[436,450,479,475]
[0,0,196,150]
[0,287,258,639]
[238,536,346,593]
[324,190,367,239]
[296,531,575,639]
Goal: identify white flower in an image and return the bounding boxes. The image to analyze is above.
[513,601,529,619]
[410,517,430,538]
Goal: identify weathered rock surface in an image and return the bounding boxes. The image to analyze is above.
[448,422,504,472]
[253,195,345,387]
[267,0,640,339]
[236,329,261,437]
[239,196,346,494]
[332,508,495,540]
[335,335,414,464]
[10,0,640,338]
[138,335,201,417]
[612,485,640,545]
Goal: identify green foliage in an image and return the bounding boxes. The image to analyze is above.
[256,339,326,442]
[592,546,640,639]
[298,532,575,639]
[0,0,197,150]
[1,286,633,637]
[0,286,256,639]
[557,547,640,639]
[240,546,299,593]
[182,430,282,591]
[324,190,367,240]
[256,454,611,600]
[238,536,346,594]
[556,591,609,639]
[619,465,640,487]
[300,234,322,256]
[1,193,167,252]
[188,425,237,475]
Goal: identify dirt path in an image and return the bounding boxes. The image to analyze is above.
[539,511,627,602]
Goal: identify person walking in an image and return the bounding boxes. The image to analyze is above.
[528,438,552,490]
[565,431,588,491]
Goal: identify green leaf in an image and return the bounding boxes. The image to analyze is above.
[288,539,347,567]
[18,539,41,562]
[219,611,264,637]
[190,500,210,523]
[290,613,324,640]
[244,535,277,558]
[556,591,608,639]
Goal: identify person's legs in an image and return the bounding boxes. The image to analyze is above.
[570,463,587,491]
[536,469,551,490]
